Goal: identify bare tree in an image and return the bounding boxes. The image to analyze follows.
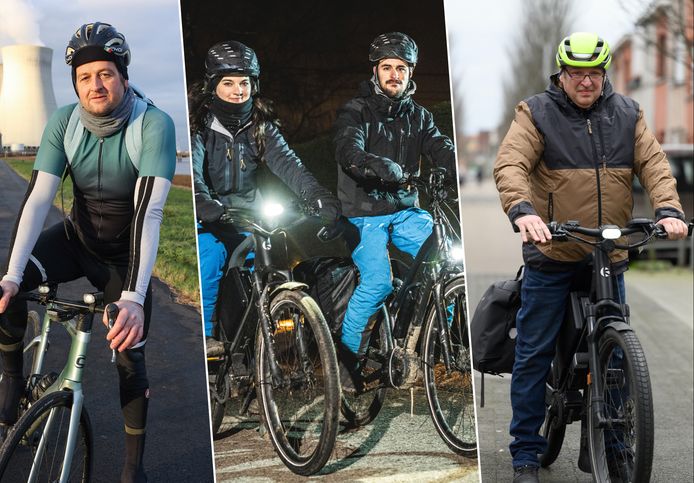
[619,0,693,69]
[498,0,574,137]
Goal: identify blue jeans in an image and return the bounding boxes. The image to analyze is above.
[510,266,625,468]
[341,208,433,354]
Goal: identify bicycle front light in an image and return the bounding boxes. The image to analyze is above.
[262,201,285,219]
[601,226,622,240]
[450,245,465,262]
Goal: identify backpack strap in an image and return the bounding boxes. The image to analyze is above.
[124,97,148,171]
[63,104,84,165]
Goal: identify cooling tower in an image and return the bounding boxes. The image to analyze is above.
[0,45,57,147]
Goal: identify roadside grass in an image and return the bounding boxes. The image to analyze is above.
[5,158,200,306]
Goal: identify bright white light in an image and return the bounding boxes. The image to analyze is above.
[450,246,465,261]
[602,227,621,240]
[262,201,284,219]
[83,293,96,304]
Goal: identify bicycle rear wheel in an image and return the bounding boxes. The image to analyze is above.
[340,307,391,428]
[588,327,653,482]
[538,364,567,467]
[423,275,477,457]
[0,390,92,482]
[255,290,340,475]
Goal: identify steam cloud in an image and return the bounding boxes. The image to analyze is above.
[0,0,44,46]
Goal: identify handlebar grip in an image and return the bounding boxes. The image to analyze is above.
[106,303,119,329]
[654,224,669,239]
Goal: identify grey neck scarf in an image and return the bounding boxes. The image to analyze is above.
[79,87,136,138]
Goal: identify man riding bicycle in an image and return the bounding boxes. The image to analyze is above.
[333,32,456,391]
[0,22,176,482]
[493,32,687,483]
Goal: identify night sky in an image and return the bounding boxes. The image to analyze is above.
[180,0,452,143]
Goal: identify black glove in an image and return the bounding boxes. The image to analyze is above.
[195,195,224,223]
[314,195,341,223]
[370,157,404,183]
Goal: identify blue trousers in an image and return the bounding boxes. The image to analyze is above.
[198,231,228,337]
[341,208,433,354]
[510,266,625,468]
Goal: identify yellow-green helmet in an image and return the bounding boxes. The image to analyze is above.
[556,32,611,70]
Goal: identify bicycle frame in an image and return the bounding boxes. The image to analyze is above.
[20,293,99,483]
[384,181,464,379]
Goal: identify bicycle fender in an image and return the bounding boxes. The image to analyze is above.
[603,320,632,333]
[268,282,309,299]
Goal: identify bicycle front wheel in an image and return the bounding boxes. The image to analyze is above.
[0,390,92,482]
[423,275,477,457]
[255,290,340,476]
[588,327,653,483]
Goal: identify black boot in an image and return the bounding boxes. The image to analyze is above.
[121,432,147,483]
[512,465,539,483]
[0,345,25,426]
[337,343,364,394]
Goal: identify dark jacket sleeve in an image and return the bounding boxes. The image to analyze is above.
[333,99,395,179]
[263,122,333,201]
[420,108,456,178]
[191,131,224,222]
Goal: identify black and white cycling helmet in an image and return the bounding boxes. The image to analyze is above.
[205,41,260,93]
[369,32,418,66]
[65,22,130,79]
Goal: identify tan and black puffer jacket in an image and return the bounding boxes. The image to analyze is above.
[494,75,684,269]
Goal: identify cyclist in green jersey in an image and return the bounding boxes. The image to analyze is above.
[0,22,176,482]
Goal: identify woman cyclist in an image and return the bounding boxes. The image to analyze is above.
[189,41,340,355]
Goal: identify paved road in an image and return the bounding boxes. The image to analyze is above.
[0,160,215,481]
[460,179,694,482]
[213,389,479,482]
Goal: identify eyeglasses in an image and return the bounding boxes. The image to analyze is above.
[563,70,605,83]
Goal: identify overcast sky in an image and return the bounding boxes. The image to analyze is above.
[0,0,189,150]
[444,0,641,135]
[0,0,648,146]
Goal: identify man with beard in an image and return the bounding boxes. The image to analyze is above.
[333,32,456,390]
[0,22,175,482]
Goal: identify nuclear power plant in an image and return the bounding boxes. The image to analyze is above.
[0,45,57,150]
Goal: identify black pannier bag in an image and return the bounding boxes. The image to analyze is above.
[470,266,523,406]
[294,258,358,335]
[215,267,253,341]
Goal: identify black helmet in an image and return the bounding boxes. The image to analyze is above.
[205,41,260,79]
[65,22,130,79]
[369,32,418,66]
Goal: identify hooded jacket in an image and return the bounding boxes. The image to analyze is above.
[494,75,684,269]
[334,79,456,217]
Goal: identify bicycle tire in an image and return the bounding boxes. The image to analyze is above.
[340,307,391,428]
[255,289,340,476]
[423,275,477,457]
[0,390,92,483]
[538,365,567,467]
[588,327,653,483]
[209,358,230,436]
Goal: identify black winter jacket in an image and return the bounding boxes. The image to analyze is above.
[193,115,330,217]
[334,80,456,217]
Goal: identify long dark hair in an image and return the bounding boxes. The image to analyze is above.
[188,80,279,162]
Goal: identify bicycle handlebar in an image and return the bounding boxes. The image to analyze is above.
[547,219,693,250]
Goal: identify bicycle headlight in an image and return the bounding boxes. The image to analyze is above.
[262,201,285,219]
[450,245,465,262]
[601,226,621,240]
[83,293,96,304]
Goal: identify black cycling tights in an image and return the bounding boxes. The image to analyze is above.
[0,222,152,432]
